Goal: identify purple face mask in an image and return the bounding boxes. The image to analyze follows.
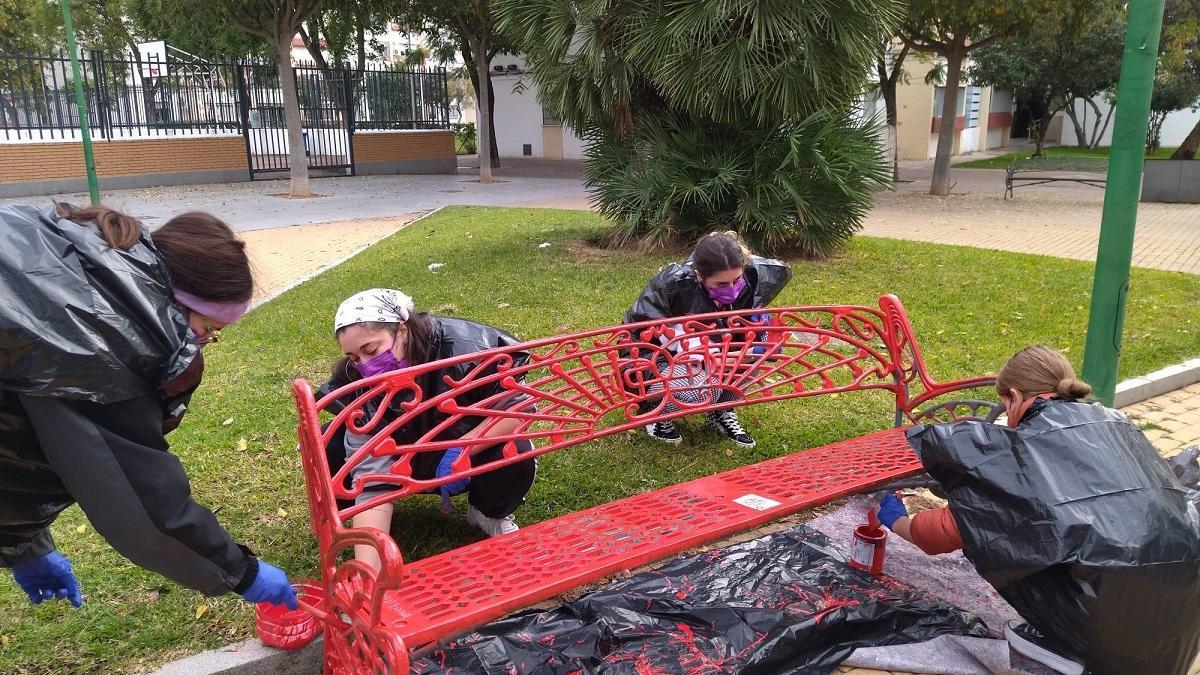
[707,276,748,306]
[354,349,409,377]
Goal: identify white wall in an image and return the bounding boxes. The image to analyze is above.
[488,54,591,159]
[489,55,543,158]
[563,126,588,159]
[987,127,1006,149]
[963,127,980,153]
[1061,95,1200,147]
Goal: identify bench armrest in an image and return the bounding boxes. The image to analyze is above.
[904,375,1000,424]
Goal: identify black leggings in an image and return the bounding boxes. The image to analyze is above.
[323,426,536,519]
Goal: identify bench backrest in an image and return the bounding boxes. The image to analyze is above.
[293,294,990,562]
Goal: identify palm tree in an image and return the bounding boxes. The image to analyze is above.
[497,0,900,257]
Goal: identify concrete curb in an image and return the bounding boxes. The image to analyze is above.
[150,636,324,675]
[247,206,446,312]
[1115,357,1200,408]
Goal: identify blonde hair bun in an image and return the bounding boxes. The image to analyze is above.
[1056,377,1092,400]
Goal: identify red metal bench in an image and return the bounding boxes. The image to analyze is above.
[292,294,997,672]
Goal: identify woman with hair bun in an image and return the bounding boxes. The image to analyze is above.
[880,345,1200,675]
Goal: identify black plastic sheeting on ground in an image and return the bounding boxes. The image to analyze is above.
[413,526,988,674]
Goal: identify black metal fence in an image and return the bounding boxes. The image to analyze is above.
[0,51,451,142]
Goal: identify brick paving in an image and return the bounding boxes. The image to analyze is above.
[1123,382,1200,457]
[862,188,1200,275]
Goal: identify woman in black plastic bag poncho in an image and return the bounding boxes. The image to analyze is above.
[0,203,297,612]
[623,231,792,449]
[880,345,1200,675]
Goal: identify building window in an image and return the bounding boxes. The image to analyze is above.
[933,86,968,118]
[542,105,561,126]
[966,86,982,128]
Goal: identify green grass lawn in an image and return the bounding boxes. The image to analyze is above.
[2,206,1197,674]
[957,144,1179,169]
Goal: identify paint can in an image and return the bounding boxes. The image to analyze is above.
[849,507,888,576]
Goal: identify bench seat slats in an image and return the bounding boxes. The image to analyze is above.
[379,426,920,647]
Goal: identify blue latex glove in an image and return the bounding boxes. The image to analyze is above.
[437,446,472,514]
[12,551,83,608]
[878,492,909,530]
[240,561,298,610]
[747,313,771,356]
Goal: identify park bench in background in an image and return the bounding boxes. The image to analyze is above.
[1005,155,1108,198]
[292,294,999,672]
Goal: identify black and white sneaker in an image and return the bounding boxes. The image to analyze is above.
[1005,621,1084,675]
[705,409,756,449]
[645,420,683,444]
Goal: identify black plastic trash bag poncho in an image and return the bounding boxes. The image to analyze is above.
[412,526,987,674]
[624,255,793,324]
[0,203,198,405]
[907,398,1200,675]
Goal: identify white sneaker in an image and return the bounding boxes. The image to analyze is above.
[466,506,519,537]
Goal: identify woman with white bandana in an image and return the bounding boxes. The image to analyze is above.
[318,289,537,569]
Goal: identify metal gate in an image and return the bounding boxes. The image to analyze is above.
[236,62,354,179]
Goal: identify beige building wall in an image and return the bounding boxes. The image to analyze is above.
[894,59,1011,160]
[896,65,936,161]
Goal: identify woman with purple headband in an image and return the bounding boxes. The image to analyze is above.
[0,203,296,613]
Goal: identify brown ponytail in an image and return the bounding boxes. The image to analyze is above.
[56,202,145,250]
[997,345,1092,401]
[151,212,253,302]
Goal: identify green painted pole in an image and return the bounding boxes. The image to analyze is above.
[1081,0,1166,406]
[61,0,101,205]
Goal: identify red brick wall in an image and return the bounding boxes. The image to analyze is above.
[352,131,454,162]
[987,112,1014,129]
[930,116,967,134]
[0,136,245,184]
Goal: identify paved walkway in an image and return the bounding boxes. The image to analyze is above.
[864,186,1200,275]
[1124,382,1200,456]
[240,214,420,302]
[0,170,589,233]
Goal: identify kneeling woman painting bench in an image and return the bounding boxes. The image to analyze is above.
[319,289,536,570]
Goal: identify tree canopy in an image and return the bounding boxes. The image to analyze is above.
[969,0,1124,155]
[499,0,899,256]
[900,0,1051,194]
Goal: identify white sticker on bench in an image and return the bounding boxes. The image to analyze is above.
[733,494,781,511]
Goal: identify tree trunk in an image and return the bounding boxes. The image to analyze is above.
[471,37,493,184]
[276,37,312,198]
[487,71,499,168]
[878,57,900,182]
[1064,102,1089,148]
[1033,106,1054,157]
[929,45,964,196]
[1147,112,1166,153]
[122,37,159,125]
[1092,99,1115,148]
[1169,118,1200,160]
